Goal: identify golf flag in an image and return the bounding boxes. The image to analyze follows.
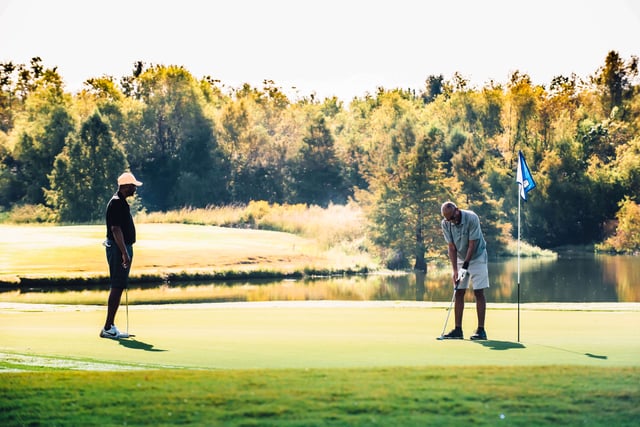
[516,150,536,200]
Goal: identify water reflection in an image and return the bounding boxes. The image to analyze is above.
[4,254,639,304]
[495,253,640,303]
[148,254,639,303]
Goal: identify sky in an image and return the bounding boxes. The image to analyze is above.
[1,0,639,101]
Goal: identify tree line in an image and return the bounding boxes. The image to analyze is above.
[1,51,639,269]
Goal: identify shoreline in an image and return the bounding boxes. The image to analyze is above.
[2,300,639,312]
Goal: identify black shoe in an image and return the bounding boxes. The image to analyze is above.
[441,328,464,340]
[470,329,487,340]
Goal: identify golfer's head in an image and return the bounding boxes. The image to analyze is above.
[117,172,142,194]
[441,201,458,223]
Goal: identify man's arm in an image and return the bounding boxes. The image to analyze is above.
[462,239,478,269]
[448,242,459,282]
[110,225,131,267]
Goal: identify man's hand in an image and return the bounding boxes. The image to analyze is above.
[457,268,468,282]
[121,252,131,270]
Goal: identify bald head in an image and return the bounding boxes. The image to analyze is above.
[441,201,461,224]
[441,201,457,216]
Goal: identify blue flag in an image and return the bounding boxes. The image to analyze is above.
[516,150,536,200]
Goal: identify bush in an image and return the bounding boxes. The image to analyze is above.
[5,204,56,224]
[596,197,640,254]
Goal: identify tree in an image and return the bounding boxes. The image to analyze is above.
[596,197,640,253]
[479,83,504,139]
[594,51,638,115]
[171,111,229,207]
[128,65,229,210]
[450,136,508,253]
[504,71,542,155]
[0,136,20,207]
[612,136,640,197]
[46,112,126,222]
[216,82,299,204]
[0,61,17,132]
[11,72,73,204]
[422,74,444,104]
[526,143,605,247]
[368,126,451,271]
[288,115,347,206]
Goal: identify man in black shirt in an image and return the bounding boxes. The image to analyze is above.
[100,172,142,339]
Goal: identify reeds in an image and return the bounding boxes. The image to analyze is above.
[137,201,366,251]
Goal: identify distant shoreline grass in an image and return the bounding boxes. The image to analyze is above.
[1,202,555,289]
[0,221,378,289]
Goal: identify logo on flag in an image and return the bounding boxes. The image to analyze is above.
[516,150,536,200]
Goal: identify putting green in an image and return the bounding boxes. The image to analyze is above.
[1,302,638,371]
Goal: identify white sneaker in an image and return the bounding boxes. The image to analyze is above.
[100,325,121,339]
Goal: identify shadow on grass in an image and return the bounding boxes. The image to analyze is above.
[118,338,167,352]
[537,344,608,360]
[584,353,608,360]
[474,340,526,350]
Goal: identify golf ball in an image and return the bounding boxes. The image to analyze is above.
[500,413,505,419]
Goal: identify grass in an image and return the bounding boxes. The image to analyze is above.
[1,294,639,427]
[1,202,554,287]
[137,201,367,251]
[3,304,639,368]
[0,222,377,286]
[1,303,639,425]
[2,366,638,426]
[0,210,633,426]
[2,201,554,282]
[503,239,557,258]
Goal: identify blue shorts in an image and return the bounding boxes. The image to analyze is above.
[106,241,133,289]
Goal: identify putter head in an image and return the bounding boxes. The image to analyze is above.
[436,335,445,340]
[118,333,135,339]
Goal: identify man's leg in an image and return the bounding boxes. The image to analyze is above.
[474,289,486,329]
[104,287,123,330]
[454,289,466,328]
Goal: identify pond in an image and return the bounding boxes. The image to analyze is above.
[8,253,639,304]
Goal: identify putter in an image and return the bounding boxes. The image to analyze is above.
[118,288,135,339]
[436,283,459,340]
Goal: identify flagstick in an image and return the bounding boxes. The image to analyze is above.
[516,150,535,343]
[517,183,521,342]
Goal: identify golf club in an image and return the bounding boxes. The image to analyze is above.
[436,283,459,340]
[118,287,135,339]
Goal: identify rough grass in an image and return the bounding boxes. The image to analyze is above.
[503,239,557,258]
[136,201,367,250]
[1,367,638,426]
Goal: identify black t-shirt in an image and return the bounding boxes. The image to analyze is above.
[106,191,136,245]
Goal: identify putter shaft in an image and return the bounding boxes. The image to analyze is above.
[439,284,458,337]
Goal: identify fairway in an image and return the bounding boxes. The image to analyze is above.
[1,302,639,370]
[0,223,371,284]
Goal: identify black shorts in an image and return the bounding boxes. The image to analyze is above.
[105,242,133,289]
